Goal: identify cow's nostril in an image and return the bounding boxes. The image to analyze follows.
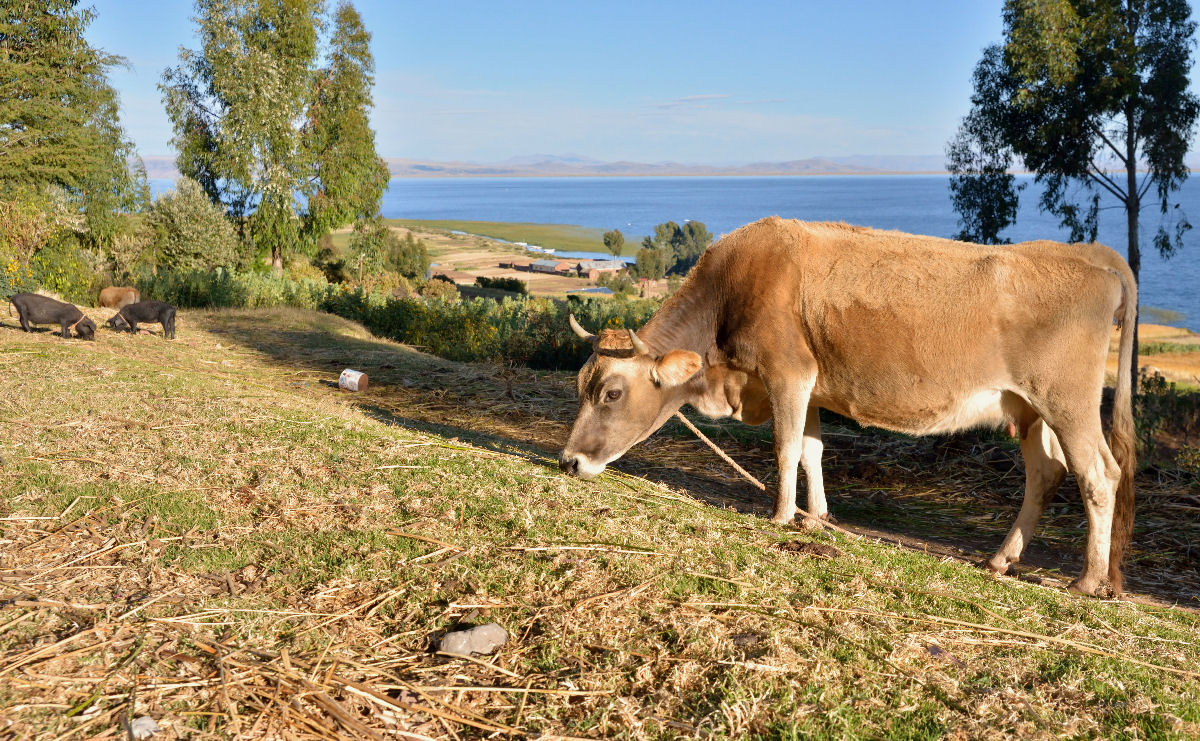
[559,455,580,476]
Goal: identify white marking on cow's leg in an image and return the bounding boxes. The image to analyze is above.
[770,379,814,525]
[799,406,827,529]
[1056,426,1121,596]
[987,418,1066,575]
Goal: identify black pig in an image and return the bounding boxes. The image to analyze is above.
[9,293,96,340]
[105,300,177,339]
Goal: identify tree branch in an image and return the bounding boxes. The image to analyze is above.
[1137,173,1155,202]
[1085,165,1127,203]
[1088,121,1129,165]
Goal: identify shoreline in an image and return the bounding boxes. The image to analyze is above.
[144,168,1200,181]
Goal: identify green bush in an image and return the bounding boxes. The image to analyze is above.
[419,278,459,302]
[149,178,243,271]
[388,231,430,279]
[30,236,106,305]
[136,268,335,310]
[132,265,662,370]
[2,256,36,300]
[475,275,527,294]
[318,285,659,368]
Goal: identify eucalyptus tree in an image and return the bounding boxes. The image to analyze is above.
[945,64,1024,245]
[163,0,386,274]
[299,2,389,247]
[952,0,1199,384]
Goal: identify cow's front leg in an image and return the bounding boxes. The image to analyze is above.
[770,377,816,525]
[799,405,827,528]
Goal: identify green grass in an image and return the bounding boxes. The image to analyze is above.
[327,218,628,254]
[2,307,1200,739]
[385,219,632,254]
[1140,341,1200,355]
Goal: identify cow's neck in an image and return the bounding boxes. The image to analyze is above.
[638,278,717,357]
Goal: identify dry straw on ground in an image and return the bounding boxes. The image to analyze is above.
[2,307,1199,739]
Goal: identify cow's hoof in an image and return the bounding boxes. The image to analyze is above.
[984,555,1013,576]
[1067,578,1114,598]
[769,513,795,526]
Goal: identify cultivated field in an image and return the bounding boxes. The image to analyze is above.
[2,308,1199,739]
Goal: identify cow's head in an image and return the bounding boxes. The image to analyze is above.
[559,315,703,478]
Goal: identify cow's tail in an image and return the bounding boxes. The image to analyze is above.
[1108,262,1137,595]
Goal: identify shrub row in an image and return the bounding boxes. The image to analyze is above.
[136,268,660,369]
[136,268,333,310]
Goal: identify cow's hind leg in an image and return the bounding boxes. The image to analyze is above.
[987,416,1066,575]
[1053,421,1122,596]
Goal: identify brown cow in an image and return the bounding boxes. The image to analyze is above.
[560,218,1136,597]
[98,286,140,310]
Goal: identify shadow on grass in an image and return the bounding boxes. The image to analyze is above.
[207,308,1200,607]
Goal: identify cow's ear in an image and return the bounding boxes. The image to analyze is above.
[654,350,703,387]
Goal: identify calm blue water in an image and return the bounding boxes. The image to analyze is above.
[151,175,1199,330]
[381,175,1200,331]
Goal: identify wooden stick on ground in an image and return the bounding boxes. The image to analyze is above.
[673,411,863,540]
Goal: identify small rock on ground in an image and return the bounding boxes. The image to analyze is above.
[438,623,508,656]
[129,716,160,739]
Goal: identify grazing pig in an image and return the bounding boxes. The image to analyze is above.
[98,286,141,310]
[105,300,177,339]
[9,293,96,340]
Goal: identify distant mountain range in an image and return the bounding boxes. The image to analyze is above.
[140,153,1200,180]
[382,153,952,177]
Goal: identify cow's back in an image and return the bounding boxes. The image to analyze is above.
[99,286,140,309]
[697,218,1125,433]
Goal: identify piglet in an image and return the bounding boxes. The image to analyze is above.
[9,293,96,340]
[106,300,177,340]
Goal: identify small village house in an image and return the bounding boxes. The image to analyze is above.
[575,259,625,281]
[530,259,573,275]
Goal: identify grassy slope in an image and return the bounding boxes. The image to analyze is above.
[1,308,1199,739]
[327,219,622,256]
[382,220,619,254]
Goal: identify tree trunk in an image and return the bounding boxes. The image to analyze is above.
[272,246,283,277]
[1125,113,1140,397]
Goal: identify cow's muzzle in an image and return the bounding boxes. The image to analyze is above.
[559,453,580,476]
[558,451,604,479]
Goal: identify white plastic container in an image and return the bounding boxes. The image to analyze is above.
[338,368,369,392]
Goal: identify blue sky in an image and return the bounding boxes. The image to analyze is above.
[89,1,1200,163]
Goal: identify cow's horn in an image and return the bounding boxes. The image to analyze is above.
[628,328,650,356]
[568,313,597,344]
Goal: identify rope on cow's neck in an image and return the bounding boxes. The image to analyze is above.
[67,316,86,333]
[673,411,862,541]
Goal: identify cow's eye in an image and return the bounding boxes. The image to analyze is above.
[605,389,623,402]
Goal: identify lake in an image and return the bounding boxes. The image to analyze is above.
[383,174,1200,331]
[153,174,1200,330]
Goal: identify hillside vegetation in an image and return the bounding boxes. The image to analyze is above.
[2,308,1199,739]
[329,220,613,255]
